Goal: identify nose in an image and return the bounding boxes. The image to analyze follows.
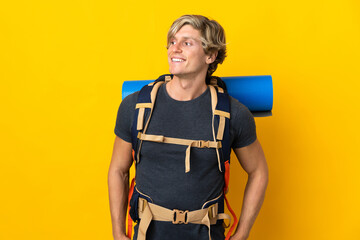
[172,43,182,53]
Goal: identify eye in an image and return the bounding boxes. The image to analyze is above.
[185,42,191,46]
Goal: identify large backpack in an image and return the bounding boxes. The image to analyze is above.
[127,74,238,240]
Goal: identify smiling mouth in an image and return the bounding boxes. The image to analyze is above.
[171,58,185,62]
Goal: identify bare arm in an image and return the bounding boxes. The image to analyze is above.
[230,139,269,240]
[108,136,133,240]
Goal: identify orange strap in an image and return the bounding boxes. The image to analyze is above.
[127,178,135,238]
[224,160,230,194]
[224,191,238,240]
[224,159,238,240]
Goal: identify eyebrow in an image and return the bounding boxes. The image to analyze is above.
[171,36,198,41]
[183,36,197,40]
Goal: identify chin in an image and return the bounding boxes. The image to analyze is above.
[169,68,183,76]
[170,70,185,76]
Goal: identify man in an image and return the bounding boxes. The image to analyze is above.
[108,15,268,240]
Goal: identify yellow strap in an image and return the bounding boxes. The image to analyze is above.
[209,78,224,93]
[165,75,172,82]
[218,213,231,228]
[138,132,164,142]
[137,198,231,240]
[209,86,222,172]
[214,110,229,141]
[136,103,156,131]
[138,133,221,148]
[216,116,225,140]
[137,200,153,240]
[214,109,230,119]
[150,82,163,105]
[136,103,154,131]
[185,145,191,172]
[136,103,152,109]
[137,108,145,131]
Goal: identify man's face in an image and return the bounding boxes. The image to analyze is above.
[167,25,213,79]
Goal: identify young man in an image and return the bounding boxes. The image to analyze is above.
[108,15,268,240]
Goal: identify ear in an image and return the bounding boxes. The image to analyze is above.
[206,51,218,64]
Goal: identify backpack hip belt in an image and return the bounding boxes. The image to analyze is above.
[136,197,231,240]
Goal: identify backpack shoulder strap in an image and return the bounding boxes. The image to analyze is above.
[209,82,231,173]
[131,74,172,163]
[209,76,236,240]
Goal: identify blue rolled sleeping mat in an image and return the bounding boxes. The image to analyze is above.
[122,75,273,117]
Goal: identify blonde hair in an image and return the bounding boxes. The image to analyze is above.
[167,15,227,77]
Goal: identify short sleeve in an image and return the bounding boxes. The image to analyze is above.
[230,97,257,149]
[114,92,139,143]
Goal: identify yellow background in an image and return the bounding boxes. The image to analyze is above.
[1,0,359,239]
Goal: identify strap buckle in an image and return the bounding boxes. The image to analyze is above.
[172,209,189,224]
[208,204,218,219]
[138,198,147,213]
[199,140,210,148]
[196,140,222,148]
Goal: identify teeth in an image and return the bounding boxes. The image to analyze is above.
[172,58,184,62]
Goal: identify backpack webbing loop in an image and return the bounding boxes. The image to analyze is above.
[135,103,152,131]
[214,109,230,140]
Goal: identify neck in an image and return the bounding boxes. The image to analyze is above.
[166,73,208,101]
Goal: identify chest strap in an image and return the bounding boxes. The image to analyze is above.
[137,132,222,173]
[137,198,230,240]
